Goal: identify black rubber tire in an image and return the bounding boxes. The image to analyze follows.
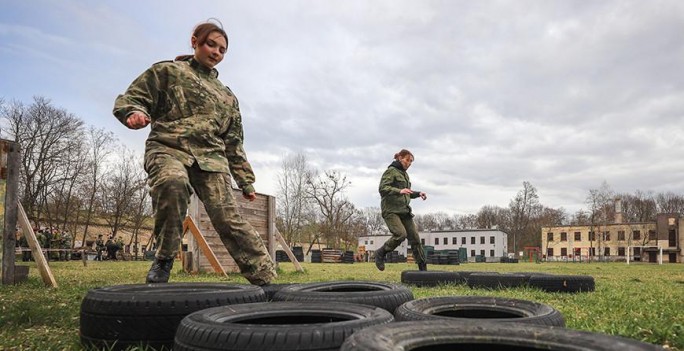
[174,301,394,351]
[341,320,666,351]
[529,274,596,293]
[80,283,265,350]
[394,295,565,327]
[467,272,529,289]
[400,270,464,287]
[260,283,296,301]
[272,280,413,314]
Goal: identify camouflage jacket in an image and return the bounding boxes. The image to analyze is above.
[113,57,255,193]
[379,160,421,216]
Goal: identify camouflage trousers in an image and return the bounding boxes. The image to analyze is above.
[381,213,426,265]
[146,153,276,285]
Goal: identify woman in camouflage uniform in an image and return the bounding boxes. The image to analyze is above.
[375,149,428,271]
[113,21,276,285]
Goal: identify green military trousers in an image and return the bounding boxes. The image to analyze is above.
[146,153,276,285]
[381,213,426,265]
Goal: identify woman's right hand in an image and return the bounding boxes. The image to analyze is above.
[400,188,413,195]
[126,111,151,129]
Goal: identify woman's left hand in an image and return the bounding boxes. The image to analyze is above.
[419,192,427,200]
[243,192,256,201]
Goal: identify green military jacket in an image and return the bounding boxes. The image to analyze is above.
[113,57,255,193]
[379,160,421,216]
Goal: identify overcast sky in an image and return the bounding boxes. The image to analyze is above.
[1,0,683,216]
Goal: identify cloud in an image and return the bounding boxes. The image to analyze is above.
[1,0,683,216]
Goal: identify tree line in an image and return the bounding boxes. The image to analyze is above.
[0,97,152,248]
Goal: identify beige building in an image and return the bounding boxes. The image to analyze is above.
[541,213,683,263]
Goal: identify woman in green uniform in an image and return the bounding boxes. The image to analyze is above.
[113,21,276,285]
[376,149,428,271]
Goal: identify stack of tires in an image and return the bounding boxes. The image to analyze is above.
[79,279,664,351]
[401,270,596,293]
[310,249,322,263]
[342,250,355,263]
[275,249,290,262]
[292,246,305,262]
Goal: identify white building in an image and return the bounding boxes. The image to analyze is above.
[358,229,509,259]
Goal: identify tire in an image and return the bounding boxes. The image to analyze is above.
[260,283,296,301]
[80,283,265,350]
[529,274,595,293]
[400,270,464,287]
[174,301,394,351]
[272,280,413,314]
[341,320,666,351]
[394,295,565,327]
[467,272,528,289]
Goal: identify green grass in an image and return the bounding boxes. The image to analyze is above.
[1,260,682,350]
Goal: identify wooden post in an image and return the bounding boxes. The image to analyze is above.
[183,216,227,277]
[1,140,20,285]
[17,202,57,287]
[275,228,304,272]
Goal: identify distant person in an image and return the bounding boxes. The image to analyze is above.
[112,20,276,285]
[95,234,105,261]
[105,236,118,260]
[375,149,428,271]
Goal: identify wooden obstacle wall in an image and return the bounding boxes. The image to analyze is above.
[185,190,276,274]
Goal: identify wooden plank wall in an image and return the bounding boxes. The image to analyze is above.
[186,190,275,274]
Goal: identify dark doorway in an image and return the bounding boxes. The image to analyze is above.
[669,253,677,263]
[669,230,677,247]
[649,252,657,263]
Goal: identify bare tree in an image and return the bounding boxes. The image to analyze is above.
[275,153,315,246]
[585,181,614,261]
[508,181,539,254]
[305,170,356,248]
[655,191,684,214]
[98,148,145,237]
[620,190,657,222]
[357,207,387,236]
[2,97,85,225]
[81,127,116,246]
[476,205,509,229]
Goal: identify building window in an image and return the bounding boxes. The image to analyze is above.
[453,237,458,245]
[435,238,439,245]
[574,232,581,241]
[604,248,610,256]
[480,236,485,244]
[634,247,641,256]
[547,232,553,241]
[618,247,625,256]
[490,249,495,257]
[480,249,485,256]
[603,231,610,241]
[421,238,425,245]
[618,231,625,241]
[560,232,567,241]
[471,249,475,257]
[461,237,466,245]
[471,237,475,244]
[547,248,554,257]
[561,248,567,256]
[364,240,368,245]
[633,230,641,240]
[589,231,595,241]
[648,230,657,240]
[370,240,373,245]
[490,236,495,244]
[442,237,447,245]
[589,247,596,256]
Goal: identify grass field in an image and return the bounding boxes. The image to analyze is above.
[0,260,682,350]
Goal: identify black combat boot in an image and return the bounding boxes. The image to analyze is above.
[418,262,427,271]
[146,258,174,283]
[375,247,387,271]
